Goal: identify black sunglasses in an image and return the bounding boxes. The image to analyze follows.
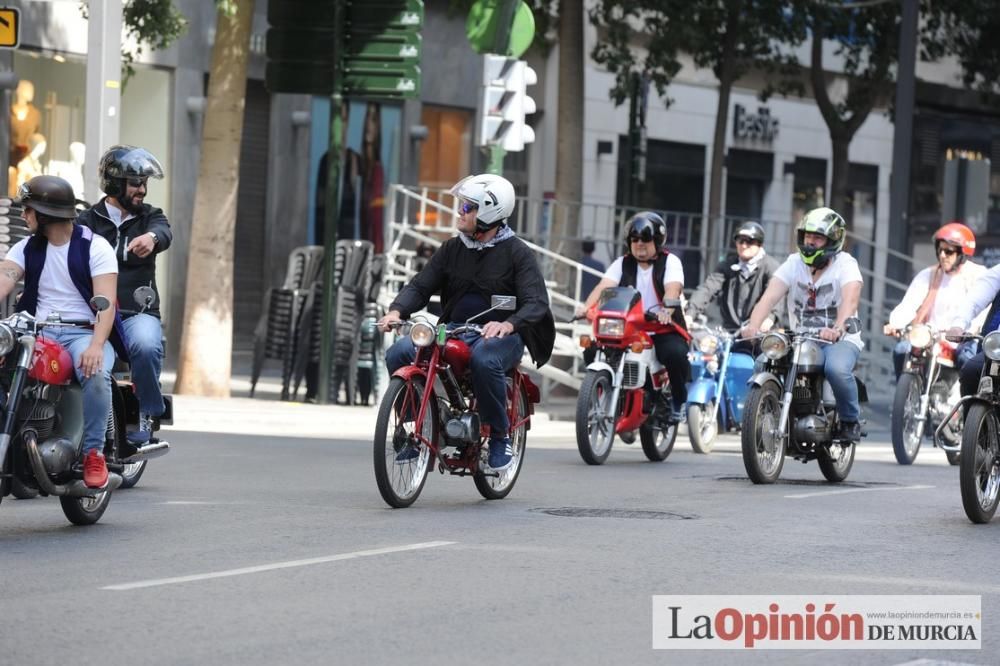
[937,246,959,257]
[126,177,148,188]
[734,236,761,246]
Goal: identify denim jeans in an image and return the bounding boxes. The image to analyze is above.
[122,313,165,416]
[45,327,115,456]
[385,331,525,435]
[824,341,862,422]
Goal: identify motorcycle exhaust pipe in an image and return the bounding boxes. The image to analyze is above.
[24,434,123,497]
[120,440,170,464]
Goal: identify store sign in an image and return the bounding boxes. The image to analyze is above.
[0,8,19,49]
[733,104,778,143]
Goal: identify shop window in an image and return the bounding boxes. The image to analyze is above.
[792,157,827,229]
[417,106,472,227]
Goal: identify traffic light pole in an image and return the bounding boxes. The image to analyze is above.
[484,0,519,176]
[318,2,346,405]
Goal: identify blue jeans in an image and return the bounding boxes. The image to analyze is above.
[824,341,861,422]
[45,327,115,456]
[385,331,525,435]
[122,313,165,416]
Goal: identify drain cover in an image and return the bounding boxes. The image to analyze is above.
[531,507,696,520]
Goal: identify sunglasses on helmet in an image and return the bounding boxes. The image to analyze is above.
[126,177,148,189]
[628,230,656,243]
[459,201,479,215]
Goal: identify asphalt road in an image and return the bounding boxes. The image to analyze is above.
[1,417,996,666]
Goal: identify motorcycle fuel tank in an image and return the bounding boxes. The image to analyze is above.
[30,337,74,385]
[443,338,472,376]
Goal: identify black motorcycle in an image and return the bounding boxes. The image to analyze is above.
[741,325,868,484]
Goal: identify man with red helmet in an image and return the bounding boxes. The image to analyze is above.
[885,222,986,379]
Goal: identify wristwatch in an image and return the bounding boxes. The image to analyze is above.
[148,231,159,246]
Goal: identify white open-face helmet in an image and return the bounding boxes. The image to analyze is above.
[450,173,516,233]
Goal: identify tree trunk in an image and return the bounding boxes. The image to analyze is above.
[551,0,583,260]
[707,3,741,261]
[829,131,851,222]
[174,0,256,396]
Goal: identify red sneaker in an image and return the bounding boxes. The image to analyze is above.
[83,450,108,489]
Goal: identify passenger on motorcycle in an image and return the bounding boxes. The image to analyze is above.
[376,174,555,471]
[77,145,171,443]
[685,220,782,351]
[947,259,1000,399]
[577,211,692,423]
[741,207,865,442]
[884,222,985,380]
[0,176,129,487]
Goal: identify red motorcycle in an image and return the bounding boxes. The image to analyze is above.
[373,296,540,508]
[575,287,686,464]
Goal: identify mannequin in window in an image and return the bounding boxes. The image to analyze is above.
[314,103,362,247]
[10,80,41,167]
[48,141,86,199]
[15,133,47,190]
[361,102,386,253]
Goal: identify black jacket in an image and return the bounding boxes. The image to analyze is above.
[389,235,556,367]
[686,252,783,330]
[75,199,173,318]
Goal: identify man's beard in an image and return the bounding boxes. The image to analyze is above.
[120,193,144,214]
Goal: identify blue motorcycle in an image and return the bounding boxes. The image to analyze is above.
[685,327,755,453]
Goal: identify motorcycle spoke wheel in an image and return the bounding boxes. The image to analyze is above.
[818,438,856,482]
[741,383,785,484]
[373,377,435,508]
[687,403,717,454]
[475,380,528,500]
[60,490,111,526]
[575,371,614,465]
[640,392,677,462]
[960,404,1000,524]
[118,460,148,489]
[891,373,923,465]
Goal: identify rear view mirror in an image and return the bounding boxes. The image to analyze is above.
[134,285,157,309]
[491,295,516,311]
[90,295,111,313]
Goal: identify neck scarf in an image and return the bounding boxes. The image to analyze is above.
[458,224,515,251]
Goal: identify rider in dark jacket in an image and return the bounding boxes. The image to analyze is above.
[686,221,782,334]
[76,146,172,441]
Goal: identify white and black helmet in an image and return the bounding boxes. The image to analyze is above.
[450,173,516,233]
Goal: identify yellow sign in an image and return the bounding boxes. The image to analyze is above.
[0,8,19,49]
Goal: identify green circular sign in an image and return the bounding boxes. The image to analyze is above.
[466,0,536,58]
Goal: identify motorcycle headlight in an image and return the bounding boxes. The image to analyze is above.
[907,324,932,349]
[597,317,625,337]
[697,335,719,355]
[983,331,1000,361]
[760,332,789,360]
[0,323,14,356]
[409,321,436,348]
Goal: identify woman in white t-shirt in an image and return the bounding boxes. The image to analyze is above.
[578,212,691,423]
[741,207,864,442]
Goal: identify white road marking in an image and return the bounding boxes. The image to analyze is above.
[784,484,934,499]
[163,501,217,505]
[102,541,456,591]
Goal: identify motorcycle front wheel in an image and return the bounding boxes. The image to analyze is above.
[891,372,924,465]
[687,403,717,454]
[474,380,528,500]
[575,370,615,465]
[60,490,111,526]
[960,403,1000,524]
[640,391,677,462]
[741,382,786,484]
[373,376,436,508]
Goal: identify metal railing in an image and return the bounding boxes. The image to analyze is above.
[383,184,920,390]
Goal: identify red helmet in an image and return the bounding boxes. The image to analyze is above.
[933,222,975,256]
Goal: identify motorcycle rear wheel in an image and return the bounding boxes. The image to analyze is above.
[741,382,786,484]
[474,380,529,500]
[60,490,111,526]
[640,392,677,462]
[575,370,615,465]
[818,440,856,482]
[960,403,1000,524]
[373,376,436,508]
[687,403,717,454]
[119,460,148,489]
[891,372,923,465]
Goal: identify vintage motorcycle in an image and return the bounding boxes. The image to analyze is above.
[575,287,681,465]
[685,325,754,454]
[112,285,172,489]
[373,296,540,508]
[935,332,1000,524]
[741,325,868,484]
[891,324,962,465]
[0,298,130,525]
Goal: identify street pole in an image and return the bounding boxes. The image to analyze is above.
[485,0,519,176]
[318,1,345,405]
[84,0,122,203]
[887,0,917,291]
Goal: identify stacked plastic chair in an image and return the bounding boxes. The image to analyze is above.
[249,245,324,399]
[0,198,31,317]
